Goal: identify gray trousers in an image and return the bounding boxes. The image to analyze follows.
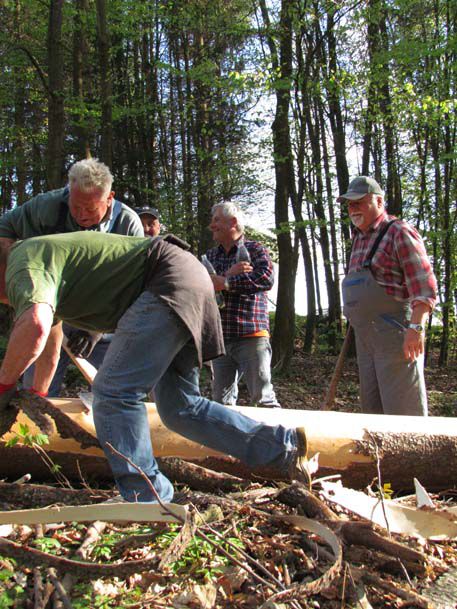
[343,268,427,416]
[354,321,427,416]
[211,336,280,407]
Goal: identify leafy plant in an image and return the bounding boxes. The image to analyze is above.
[0,567,26,609]
[32,537,62,555]
[5,424,71,488]
[155,524,246,581]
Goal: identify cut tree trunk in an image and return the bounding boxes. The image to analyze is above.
[2,398,457,491]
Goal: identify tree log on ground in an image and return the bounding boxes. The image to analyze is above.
[1,396,457,491]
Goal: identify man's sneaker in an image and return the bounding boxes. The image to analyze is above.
[288,427,312,488]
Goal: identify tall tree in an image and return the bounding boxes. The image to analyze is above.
[46,0,65,188]
[259,0,298,371]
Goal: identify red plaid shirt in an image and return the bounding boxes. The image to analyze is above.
[348,211,437,310]
[206,239,274,339]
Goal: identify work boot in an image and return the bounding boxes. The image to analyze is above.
[288,427,312,488]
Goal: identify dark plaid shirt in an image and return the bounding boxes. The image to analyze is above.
[206,239,274,339]
[349,211,437,310]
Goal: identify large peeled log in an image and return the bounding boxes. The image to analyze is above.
[1,397,457,491]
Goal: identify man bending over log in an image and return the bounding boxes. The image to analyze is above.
[0,233,308,502]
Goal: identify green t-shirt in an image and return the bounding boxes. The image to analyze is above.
[6,232,151,332]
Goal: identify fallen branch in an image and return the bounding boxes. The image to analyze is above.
[107,442,343,605]
[350,565,436,609]
[0,536,170,579]
[0,481,108,509]
[160,457,251,493]
[337,520,426,566]
[47,568,74,609]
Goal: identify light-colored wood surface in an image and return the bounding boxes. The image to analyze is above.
[4,398,457,472]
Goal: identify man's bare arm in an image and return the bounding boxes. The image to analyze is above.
[403,301,431,362]
[33,322,63,393]
[0,304,54,385]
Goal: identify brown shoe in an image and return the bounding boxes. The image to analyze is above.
[288,427,311,488]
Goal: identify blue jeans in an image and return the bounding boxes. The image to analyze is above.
[92,292,296,503]
[212,337,280,407]
[22,326,112,397]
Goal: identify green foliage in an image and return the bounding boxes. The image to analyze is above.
[155,524,245,580]
[91,532,123,561]
[32,537,62,554]
[71,581,143,609]
[0,566,26,609]
[5,425,67,485]
[5,424,49,449]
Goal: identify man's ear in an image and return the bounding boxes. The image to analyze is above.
[107,191,115,208]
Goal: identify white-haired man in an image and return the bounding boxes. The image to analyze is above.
[339,176,437,416]
[206,202,280,408]
[0,158,143,396]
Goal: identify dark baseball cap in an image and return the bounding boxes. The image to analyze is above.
[337,176,384,202]
[135,206,159,219]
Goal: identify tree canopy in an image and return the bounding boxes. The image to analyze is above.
[0,0,455,366]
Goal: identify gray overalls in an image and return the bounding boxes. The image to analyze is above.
[342,221,427,416]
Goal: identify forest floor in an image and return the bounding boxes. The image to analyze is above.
[1,350,457,608]
[215,349,457,418]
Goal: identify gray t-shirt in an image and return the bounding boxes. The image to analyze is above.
[0,188,143,239]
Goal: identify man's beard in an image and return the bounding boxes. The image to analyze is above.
[350,214,364,228]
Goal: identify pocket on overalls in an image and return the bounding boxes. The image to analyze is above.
[374,314,407,356]
[378,313,407,332]
[343,277,366,308]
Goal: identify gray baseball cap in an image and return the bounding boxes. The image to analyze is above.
[337,176,384,202]
[135,206,159,219]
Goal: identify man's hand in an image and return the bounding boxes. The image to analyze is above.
[403,328,424,362]
[226,262,253,277]
[66,330,102,359]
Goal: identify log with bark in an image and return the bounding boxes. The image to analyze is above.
[2,396,457,491]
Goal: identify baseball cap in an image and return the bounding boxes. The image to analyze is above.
[337,176,384,202]
[135,206,159,219]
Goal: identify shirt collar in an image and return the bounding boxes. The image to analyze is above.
[98,203,115,232]
[217,236,246,256]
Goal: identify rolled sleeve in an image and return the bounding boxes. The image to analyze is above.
[394,224,437,310]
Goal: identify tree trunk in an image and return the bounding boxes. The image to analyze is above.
[259,0,296,371]
[72,0,91,159]
[95,0,113,166]
[46,0,65,189]
[3,398,457,492]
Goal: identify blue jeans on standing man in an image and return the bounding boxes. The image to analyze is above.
[211,336,280,407]
[91,291,296,503]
